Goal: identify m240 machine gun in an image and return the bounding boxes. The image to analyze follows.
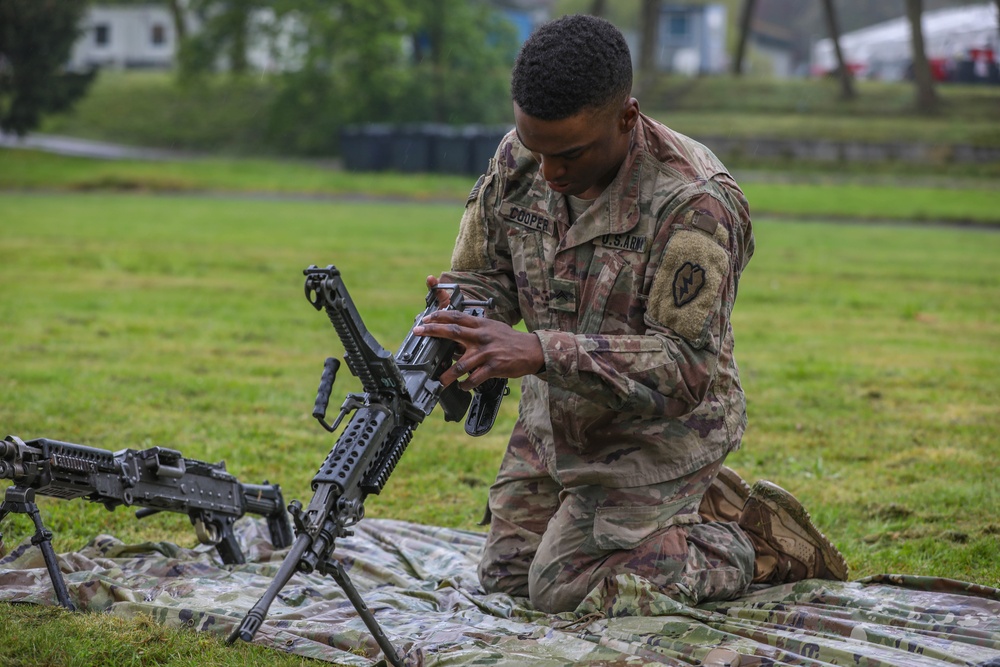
[0,435,294,610]
[229,265,508,666]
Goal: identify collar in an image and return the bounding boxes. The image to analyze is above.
[557,119,645,249]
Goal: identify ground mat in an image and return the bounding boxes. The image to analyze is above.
[2,518,999,666]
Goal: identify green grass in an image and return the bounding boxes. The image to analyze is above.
[0,189,999,664]
[2,148,999,225]
[40,71,279,155]
[0,605,317,667]
[0,148,474,200]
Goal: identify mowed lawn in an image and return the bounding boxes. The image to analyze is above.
[0,191,998,652]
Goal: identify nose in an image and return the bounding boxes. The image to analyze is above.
[538,155,566,183]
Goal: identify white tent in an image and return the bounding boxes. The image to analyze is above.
[812,3,999,81]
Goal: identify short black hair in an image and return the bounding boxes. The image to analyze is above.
[511,14,633,121]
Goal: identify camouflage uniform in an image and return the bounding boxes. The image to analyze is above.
[441,113,757,613]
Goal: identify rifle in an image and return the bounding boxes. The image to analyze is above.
[228,265,508,666]
[0,435,294,610]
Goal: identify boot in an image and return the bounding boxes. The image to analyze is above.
[699,465,751,524]
[738,480,849,585]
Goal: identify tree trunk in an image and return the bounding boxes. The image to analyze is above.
[732,0,756,76]
[428,2,446,123]
[906,0,938,112]
[227,0,249,75]
[821,0,855,100]
[638,0,660,74]
[166,0,187,42]
[589,0,607,17]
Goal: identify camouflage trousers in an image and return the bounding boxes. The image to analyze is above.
[478,421,755,613]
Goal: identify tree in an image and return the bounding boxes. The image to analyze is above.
[166,0,189,42]
[731,0,756,75]
[0,0,95,136]
[407,0,518,123]
[180,0,259,77]
[906,0,938,113]
[820,0,855,99]
[636,0,660,91]
[263,0,516,154]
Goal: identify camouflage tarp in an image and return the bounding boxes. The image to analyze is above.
[2,517,999,666]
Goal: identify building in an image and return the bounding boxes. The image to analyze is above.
[69,5,176,70]
[492,0,554,44]
[812,3,999,83]
[655,4,728,75]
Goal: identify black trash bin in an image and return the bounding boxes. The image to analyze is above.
[469,125,512,175]
[340,124,393,172]
[432,125,476,175]
[390,123,448,173]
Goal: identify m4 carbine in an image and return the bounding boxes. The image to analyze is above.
[0,435,294,610]
[229,265,508,667]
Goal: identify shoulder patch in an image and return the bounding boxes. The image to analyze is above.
[648,229,730,347]
[467,174,485,205]
[451,173,494,271]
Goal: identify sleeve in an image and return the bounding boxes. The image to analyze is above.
[535,186,753,419]
[439,151,521,327]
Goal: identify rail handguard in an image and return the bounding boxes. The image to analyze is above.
[228,265,507,666]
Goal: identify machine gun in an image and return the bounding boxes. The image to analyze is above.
[0,435,294,610]
[228,265,508,666]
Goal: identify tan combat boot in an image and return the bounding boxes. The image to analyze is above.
[699,465,751,524]
[738,480,849,584]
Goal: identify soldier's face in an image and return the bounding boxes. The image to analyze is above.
[514,98,638,201]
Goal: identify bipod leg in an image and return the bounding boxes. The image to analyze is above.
[1,486,76,610]
[323,558,403,667]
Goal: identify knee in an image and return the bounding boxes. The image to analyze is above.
[478,554,528,598]
[527,559,589,614]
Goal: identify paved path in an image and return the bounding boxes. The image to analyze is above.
[0,131,196,161]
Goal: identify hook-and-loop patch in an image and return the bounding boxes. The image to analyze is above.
[451,170,495,271]
[648,229,729,348]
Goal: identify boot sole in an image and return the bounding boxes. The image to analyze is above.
[751,480,850,581]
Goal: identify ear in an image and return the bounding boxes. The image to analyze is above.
[619,97,639,134]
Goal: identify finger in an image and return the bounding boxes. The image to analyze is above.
[439,357,472,387]
[411,321,468,342]
[457,370,481,391]
[421,309,477,326]
[458,360,496,391]
[427,276,454,309]
[439,351,485,387]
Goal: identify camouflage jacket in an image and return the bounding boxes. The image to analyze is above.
[442,113,755,488]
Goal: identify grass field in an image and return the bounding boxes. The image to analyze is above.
[2,148,999,226]
[0,173,999,664]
